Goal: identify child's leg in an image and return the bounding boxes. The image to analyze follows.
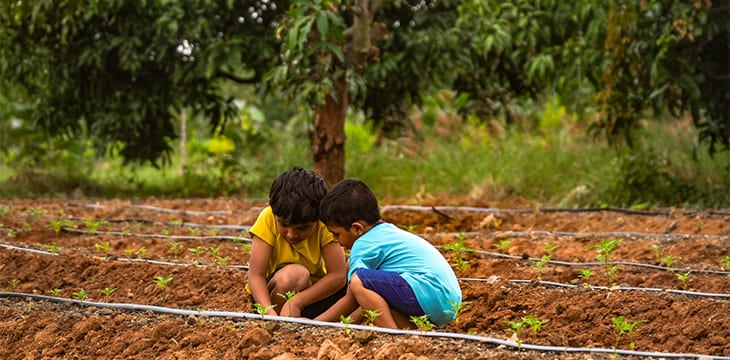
[350,269,425,329]
[267,263,312,312]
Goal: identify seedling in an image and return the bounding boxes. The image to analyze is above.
[8,279,20,287]
[590,238,622,287]
[152,275,173,289]
[84,220,107,234]
[720,255,730,270]
[207,228,220,236]
[121,229,131,236]
[239,243,252,253]
[579,269,593,285]
[363,309,382,326]
[136,247,148,257]
[94,242,111,253]
[403,224,418,233]
[543,242,557,256]
[208,246,221,257]
[661,255,678,270]
[170,219,183,227]
[533,254,551,269]
[161,228,171,236]
[124,248,136,257]
[339,315,353,335]
[651,244,661,261]
[447,300,471,325]
[48,288,63,295]
[7,229,16,238]
[505,314,549,349]
[187,227,201,236]
[99,287,117,298]
[28,208,44,219]
[215,256,230,267]
[169,242,183,258]
[277,290,298,315]
[443,233,477,272]
[410,315,435,331]
[252,303,276,323]
[0,206,10,217]
[612,316,646,351]
[495,239,511,253]
[73,288,89,300]
[188,246,205,256]
[45,244,60,254]
[50,219,76,235]
[676,271,691,290]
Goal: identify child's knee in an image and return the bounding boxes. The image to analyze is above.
[270,264,311,291]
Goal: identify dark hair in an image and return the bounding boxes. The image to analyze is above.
[319,179,381,228]
[269,167,327,224]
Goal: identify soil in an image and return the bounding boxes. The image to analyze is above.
[1,198,729,359]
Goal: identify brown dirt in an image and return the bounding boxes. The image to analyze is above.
[1,198,729,359]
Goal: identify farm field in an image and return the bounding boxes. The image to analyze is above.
[1,198,729,359]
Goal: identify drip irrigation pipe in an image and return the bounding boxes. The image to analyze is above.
[3,242,728,299]
[447,230,730,242]
[472,249,730,276]
[381,205,730,218]
[46,217,251,232]
[0,292,726,359]
[60,228,250,241]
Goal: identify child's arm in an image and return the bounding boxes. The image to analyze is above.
[313,287,358,323]
[282,242,347,316]
[248,236,277,316]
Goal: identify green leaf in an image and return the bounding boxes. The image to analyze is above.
[316,12,329,41]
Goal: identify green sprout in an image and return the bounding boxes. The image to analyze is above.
[188,246,205,256]
[161,228,171,236]
[533,254,551,269]
[447,300,471,325]
[363,309,382,326]
[676,271,691,290]
[579,269,593,285]
[252,303,276,323]
[8,279,20,287]
[50,219,76,235]
[94,242,111,253]
[99,287,117,298]
[73,288,89,300]
[207,228,220,236]
[187,227,201,236]
[651,244,661,261]
[0,206,10,217]
[208,246,221,257]
[719,255,730,269]
[410,315,435,331]
[443,232,477,272]
[215,256,230,268]
[169,242,183,258]
[590,238,622,287]
[84,220,107,234]
[612,316,646,350]
[543,242,557,256]
[339,315,354,335]
[170,219,183,227]
[661,255,678,270]
[505,314,549,349]
[277,290,298,314]
[152,275,173,289]
[45,244,60,254]
[48,288,63,295]
[495,239,511,253]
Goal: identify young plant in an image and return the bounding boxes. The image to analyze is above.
[94,242,111,253]
[651,244,661,261]
[495,239,511,253]
[612,316,646,350]
[208,246,221,257]
[410,315,435,331]
[505,314,549,349]
[533,255,551,269]
[661,255,678,270]
[161,228,171,236]
[50,219,76,235]
[48,288,63,295]
[277,290,298,315]
[169,242,183,258]
[188,246,205,256]
[187,227,201,236]
[522,314,549,333]
[73,288,89,300]
[676,271,691,290]
[252,303,276,323]
[45,244,60,254]
[579,269,593,285]
[152,275,173,289]
[207,228,220,236]
[447,300,471,326]
[99,287,117,299]
[720,255,730,270]
[543,242,557,256]
[8,279,20,287]
[443,232,477,272]
[215,256,230,268]
[590,238,622,287]
[363,309,382,326]
[84,220,107,234]
[339,315,354,335]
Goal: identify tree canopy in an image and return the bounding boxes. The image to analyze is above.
[1,0,727,183]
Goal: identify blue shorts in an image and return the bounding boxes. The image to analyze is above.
[353,268,425,317]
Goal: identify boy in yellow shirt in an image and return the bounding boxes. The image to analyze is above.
[248,167,347,318]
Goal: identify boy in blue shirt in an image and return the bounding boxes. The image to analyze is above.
[315,179,462,329]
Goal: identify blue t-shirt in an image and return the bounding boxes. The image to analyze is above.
[347,222,462,327]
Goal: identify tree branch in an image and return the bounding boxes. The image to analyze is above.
[214,70,259,84]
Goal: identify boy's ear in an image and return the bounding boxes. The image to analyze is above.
[351,222,365,236]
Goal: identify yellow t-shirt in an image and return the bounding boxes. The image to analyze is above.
[249,206,334,281]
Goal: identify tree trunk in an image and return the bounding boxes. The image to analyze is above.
[311,75,348,188]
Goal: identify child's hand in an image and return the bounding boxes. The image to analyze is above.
[280,299,302,318]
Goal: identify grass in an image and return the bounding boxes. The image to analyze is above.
[1,103,729,207]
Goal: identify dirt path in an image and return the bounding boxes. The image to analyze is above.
[1,199,729,359]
